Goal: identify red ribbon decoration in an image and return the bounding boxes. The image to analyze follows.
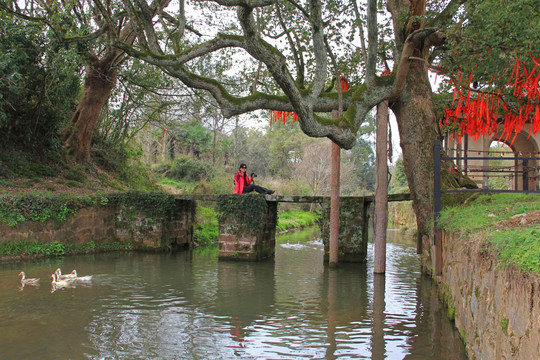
[270,111,298,125]
[270,76,349,126]
[442,54,540,146]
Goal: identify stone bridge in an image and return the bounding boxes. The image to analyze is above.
[174,193,411,262]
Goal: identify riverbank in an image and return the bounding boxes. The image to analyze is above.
[431,193,540,359]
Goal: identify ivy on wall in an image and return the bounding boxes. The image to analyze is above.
[0,190,176,227]
[216,194,267,232]
[0,193,107,227]
[107,190,176,221]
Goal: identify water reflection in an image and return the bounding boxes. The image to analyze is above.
[0,227,466,359]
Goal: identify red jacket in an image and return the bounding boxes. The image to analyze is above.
[233,171,252,194]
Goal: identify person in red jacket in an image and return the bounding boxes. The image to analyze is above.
[233,164,274,194]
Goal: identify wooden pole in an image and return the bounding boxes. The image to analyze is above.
[329,72,343,267]
[329,139,340,267]
[374,101,389,274]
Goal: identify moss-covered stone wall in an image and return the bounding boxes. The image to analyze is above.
[216,195,277,261]
[0,192,195,253]
[320,197,369,262]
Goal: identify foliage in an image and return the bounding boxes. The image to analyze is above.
[0,11,81,151]
[107,190,176,221]
[192,205,219,248]
[349,113,376,191]
[166,155,215,182]
[0,240,65,256]
[0,192,101,227]
[267,122,312,178]
[0,150,57,179]
[438,193,540,275]
[91,135,159,190]
[389,157,409,194]
[0,239,133,257]
[64,166,88,183]
[277,210,321,232]
[96,58,179,146]
[216,194,268,232]
[443,0,539,89]
[174,119,212,157]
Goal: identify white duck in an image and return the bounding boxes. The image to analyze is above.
[18,272,40,286]
[70,270,92,282]
[50,273,71,287]
[55,268,76,281]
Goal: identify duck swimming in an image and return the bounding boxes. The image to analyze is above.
[50,273,71,287]
[70,270,92,282]
[55,268,76,281]
[18,272,40,286]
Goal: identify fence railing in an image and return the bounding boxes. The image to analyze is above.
[433,139,540,228]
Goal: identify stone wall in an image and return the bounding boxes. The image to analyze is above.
[0,198,194,251]
[218,197,277,261]
[427,231,540,360]
[320,197,369,262]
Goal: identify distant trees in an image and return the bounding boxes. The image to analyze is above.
[0,12,81,151]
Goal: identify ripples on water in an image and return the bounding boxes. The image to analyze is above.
[0,228,466,359]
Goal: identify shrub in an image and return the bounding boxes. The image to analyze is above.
[167,156,214,182]
[192,205,219,248]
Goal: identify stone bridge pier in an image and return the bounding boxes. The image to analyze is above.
[216,195,371,262]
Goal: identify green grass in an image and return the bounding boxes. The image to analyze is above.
[0,240,65,256]
[193,205,219,248]
[0,239,133,257]
[438,193,540,275]
[277,210,321,232]
[490,227,540,274]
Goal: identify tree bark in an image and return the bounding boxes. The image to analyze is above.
[390,60,438,254]
[63,55,118,161]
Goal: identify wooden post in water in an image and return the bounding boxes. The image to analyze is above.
[329,140,340,267]
[373,101,389,274]
[329,102,341,266]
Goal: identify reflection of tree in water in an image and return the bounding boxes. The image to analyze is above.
[214,261,276,344]
[404,276,467,360]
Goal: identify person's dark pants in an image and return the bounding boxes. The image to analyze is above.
[243,184,272,194]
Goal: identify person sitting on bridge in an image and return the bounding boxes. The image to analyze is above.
[233,163,274,195]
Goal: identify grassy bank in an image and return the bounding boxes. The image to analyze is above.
[438,193,540,275]
[276,210,320,233]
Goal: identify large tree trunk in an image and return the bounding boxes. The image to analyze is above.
[391,60,438,254]
[63,55,118,161]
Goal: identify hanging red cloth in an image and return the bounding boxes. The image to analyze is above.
[442,54,540,146]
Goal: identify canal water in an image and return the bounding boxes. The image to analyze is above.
[0,228,467,359]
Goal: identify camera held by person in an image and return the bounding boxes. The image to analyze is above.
[250,173,257,178]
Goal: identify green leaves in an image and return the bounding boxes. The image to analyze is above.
[0,11,82,151]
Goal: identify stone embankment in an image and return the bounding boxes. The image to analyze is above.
[0,198,195,258]
[429,231,539,360]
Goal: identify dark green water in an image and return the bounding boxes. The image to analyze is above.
[0,228,466,359]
